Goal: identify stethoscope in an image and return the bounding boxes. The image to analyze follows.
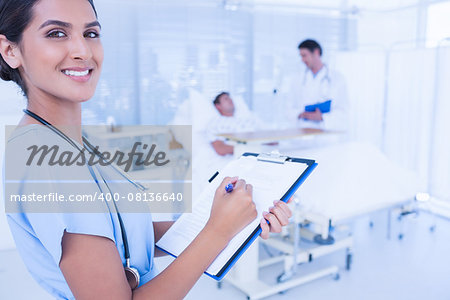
[23,109,143,290]
[301,64,332,97]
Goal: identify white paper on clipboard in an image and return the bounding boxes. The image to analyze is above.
[156,154,309,276]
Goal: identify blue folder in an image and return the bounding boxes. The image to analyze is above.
[156,152,317,281]
[305,100,332,113]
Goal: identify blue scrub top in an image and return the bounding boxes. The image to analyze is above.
[4,125,157,299]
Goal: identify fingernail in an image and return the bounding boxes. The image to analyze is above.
[268,206,274,211]
[273,200,280,205]
[262,211,268,216]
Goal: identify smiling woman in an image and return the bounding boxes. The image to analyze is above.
[0,0,292,299]
[0,0,100,101]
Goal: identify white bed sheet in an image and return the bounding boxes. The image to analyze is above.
[281,142,420,222]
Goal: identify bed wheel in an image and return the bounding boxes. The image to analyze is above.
[217,281,222,289]
[277,274,284,283]
[277,271,292,283]
[334,273,340,281]
[313,234,335,245]
[346,253,352,270]
[430,225,436,232]
[398,233,403,240]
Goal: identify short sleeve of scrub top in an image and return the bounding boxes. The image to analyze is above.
[4,125,157,300]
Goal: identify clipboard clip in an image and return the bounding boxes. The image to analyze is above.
[257,150,288,164]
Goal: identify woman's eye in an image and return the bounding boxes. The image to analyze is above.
[85,31,100,38]
[47,30,66,38]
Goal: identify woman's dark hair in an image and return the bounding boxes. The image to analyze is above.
[0,0,97,97]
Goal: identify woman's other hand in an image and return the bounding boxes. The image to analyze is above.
[259,197,293,239]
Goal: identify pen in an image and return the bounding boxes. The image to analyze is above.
[225,183,234,193]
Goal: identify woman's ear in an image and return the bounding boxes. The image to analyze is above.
[0,34,22,69]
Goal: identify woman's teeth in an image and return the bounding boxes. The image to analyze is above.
[63,70,89,76]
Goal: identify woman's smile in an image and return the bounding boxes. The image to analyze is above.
[61,67,93,83]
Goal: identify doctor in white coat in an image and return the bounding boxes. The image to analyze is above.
[287,39,349,132]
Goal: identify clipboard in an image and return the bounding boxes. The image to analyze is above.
[156,152,317,281]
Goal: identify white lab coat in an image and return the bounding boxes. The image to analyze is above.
[287,65,349,131]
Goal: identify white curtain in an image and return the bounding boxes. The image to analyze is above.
[334,47,450,202]
[429,46,450,200]
[334,50,386,148]
[384,48,437,192]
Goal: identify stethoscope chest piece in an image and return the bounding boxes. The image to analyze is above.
[125,265,140,290]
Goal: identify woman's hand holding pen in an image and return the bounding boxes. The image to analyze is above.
[206,177,257,242]
[205,176,293,243]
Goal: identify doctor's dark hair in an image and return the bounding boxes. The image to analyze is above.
[213,92,229,105]
[0,0,98,97]
[298,39,322,56]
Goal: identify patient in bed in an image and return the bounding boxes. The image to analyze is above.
[208,92,263,156]
[170,89,262,197]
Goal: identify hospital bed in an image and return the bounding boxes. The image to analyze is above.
[221,142,420,299]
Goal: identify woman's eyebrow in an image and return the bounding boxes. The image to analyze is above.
[85,21,101,29]
[38,20,101,30]
[39,20,71,30]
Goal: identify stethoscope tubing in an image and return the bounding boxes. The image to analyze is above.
[22,109,134,260]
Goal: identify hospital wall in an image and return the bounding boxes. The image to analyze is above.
[357,7,419,48]
[0,81,24,250]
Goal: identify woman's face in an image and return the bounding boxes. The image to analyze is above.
[18,0,103,103]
